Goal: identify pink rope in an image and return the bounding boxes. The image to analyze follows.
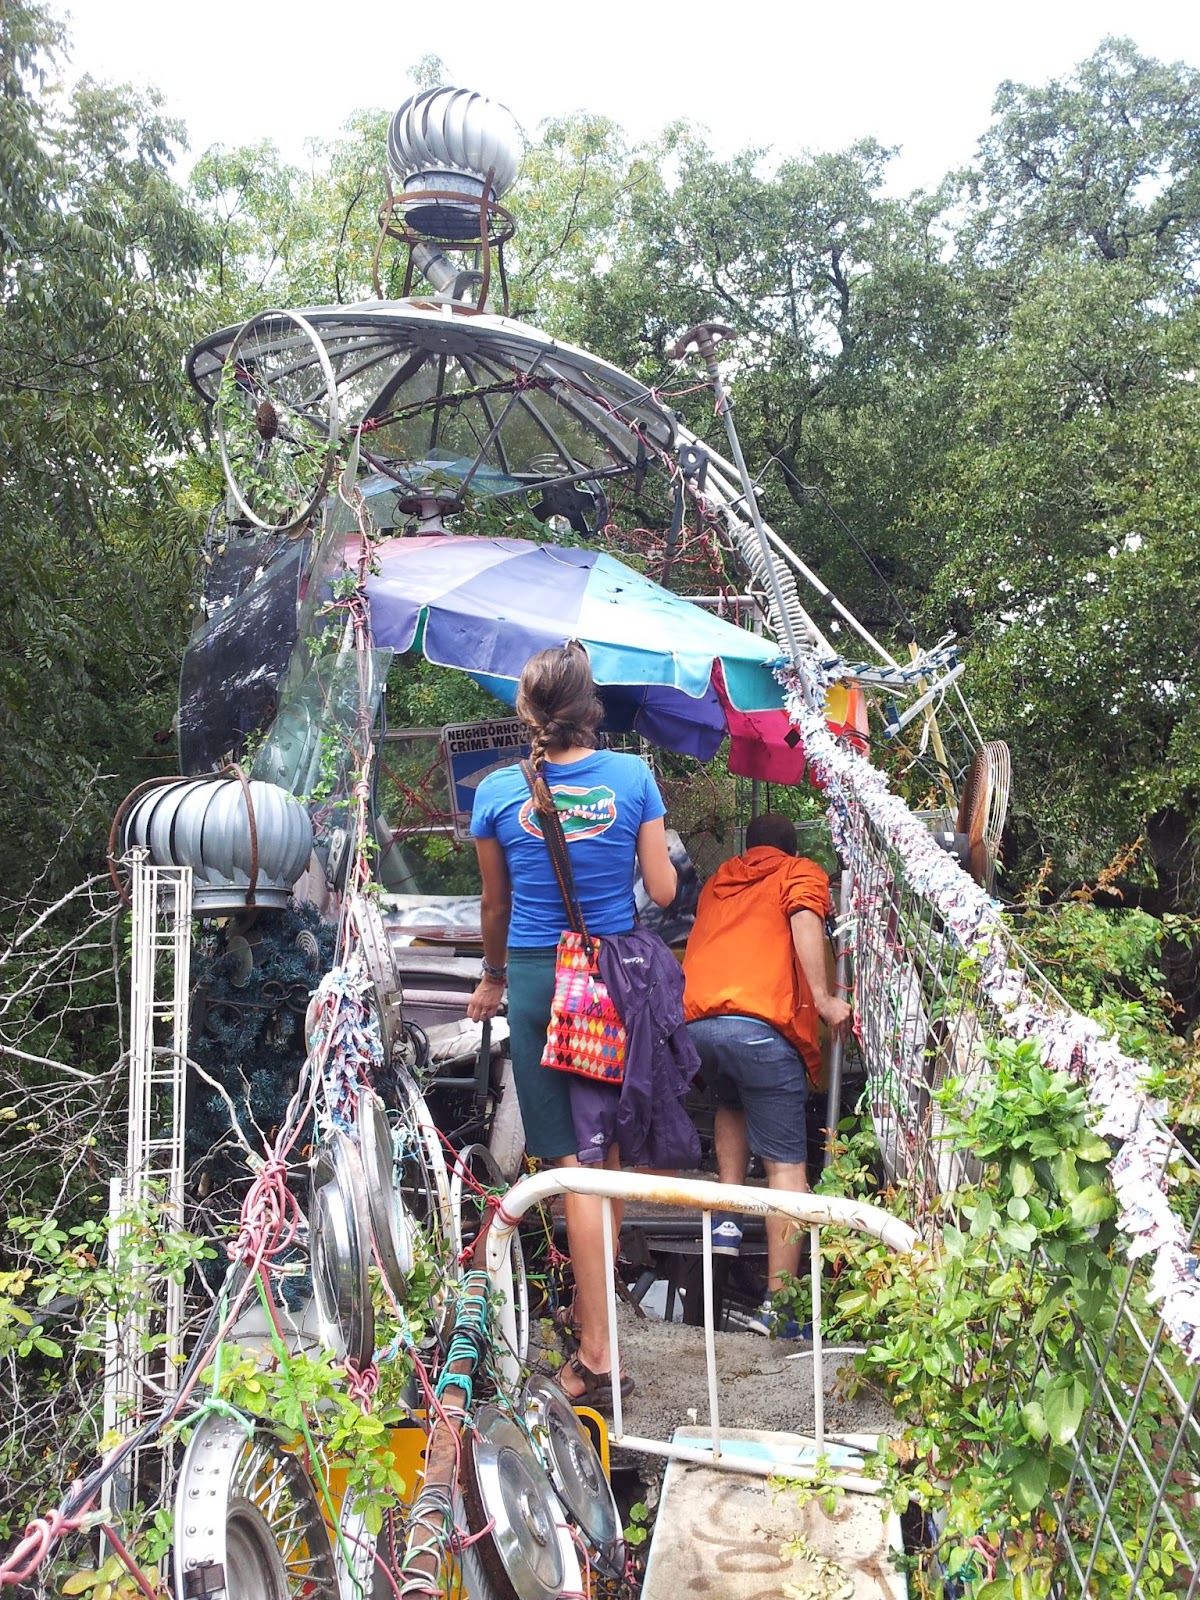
[345,1360,381,1406]
[0,1506,88,1586]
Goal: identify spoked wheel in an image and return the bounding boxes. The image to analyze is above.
[392,1066,459,1337]
[450,1143,529,1367]
[956,740,1011,893]
[348,894,407,1067]
[358,1087,415,1300]
[393,1068,457,1255]
[216,308,340,533]
[174,1415,337,1600]
[334,1490,392,1600]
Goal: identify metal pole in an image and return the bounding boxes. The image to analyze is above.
[823,867,855,1172]
[670,324,819,708]
[694,440,895,667]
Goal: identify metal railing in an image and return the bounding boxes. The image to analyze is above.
[484,1167,919,1492]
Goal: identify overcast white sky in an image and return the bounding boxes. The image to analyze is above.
[62,0,1200,195]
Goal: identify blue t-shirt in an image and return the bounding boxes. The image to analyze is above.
[470,749,666,947]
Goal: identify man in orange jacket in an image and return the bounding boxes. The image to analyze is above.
[683,813,851,1333]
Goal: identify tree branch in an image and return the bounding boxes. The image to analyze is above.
[0,1042,104,1081]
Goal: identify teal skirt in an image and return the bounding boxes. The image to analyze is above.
[506,946,576,1160]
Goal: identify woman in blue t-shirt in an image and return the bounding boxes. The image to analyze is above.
[467,642,677,1404]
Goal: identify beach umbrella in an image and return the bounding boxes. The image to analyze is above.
[365,534,807,777]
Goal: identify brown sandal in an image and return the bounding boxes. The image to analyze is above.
[553,1303,582,1352]
[563,1353,636,1410]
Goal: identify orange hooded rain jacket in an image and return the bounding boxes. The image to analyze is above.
[682,846,831,1082]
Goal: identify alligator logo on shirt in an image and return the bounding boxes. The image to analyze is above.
[519,784,618,841]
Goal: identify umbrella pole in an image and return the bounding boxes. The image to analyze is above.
[670,323,820,712]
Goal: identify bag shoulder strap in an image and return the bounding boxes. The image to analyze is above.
[520,760,591,946]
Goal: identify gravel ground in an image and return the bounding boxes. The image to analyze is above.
[527,1298,895,1479]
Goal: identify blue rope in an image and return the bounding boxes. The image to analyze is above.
[433,1271,491,1406]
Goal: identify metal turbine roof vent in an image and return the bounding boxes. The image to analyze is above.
[124,776,313,913]
[387,87,522,240]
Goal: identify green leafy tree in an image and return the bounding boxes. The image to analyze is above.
[519,128,979,637]
[190,110,392,317]
[0,1,212,897]
[506,113,681,331]
[962,36,1200,279]
[915,114,1200,941]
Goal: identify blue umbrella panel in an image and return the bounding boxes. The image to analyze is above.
[364,534,801,771]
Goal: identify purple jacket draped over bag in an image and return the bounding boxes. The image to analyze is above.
[569,928,702,1169]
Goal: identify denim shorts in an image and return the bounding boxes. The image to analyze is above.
[687,1014,808,1165]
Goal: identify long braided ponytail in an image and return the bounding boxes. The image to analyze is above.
[516,644,604,818]
[526,725,556,816]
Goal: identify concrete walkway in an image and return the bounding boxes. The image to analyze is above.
[530,1299,894,1452]
[642,1431,906,1600]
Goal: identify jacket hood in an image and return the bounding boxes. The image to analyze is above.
[708,846,791,898]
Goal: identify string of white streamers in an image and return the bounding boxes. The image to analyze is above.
[784,679,1200,1362]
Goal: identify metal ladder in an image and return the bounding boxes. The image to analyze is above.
[102,850,193,1514]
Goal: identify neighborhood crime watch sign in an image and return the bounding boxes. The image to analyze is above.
[442,719,530,839]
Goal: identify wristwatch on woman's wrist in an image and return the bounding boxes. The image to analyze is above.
[480,958,508,982]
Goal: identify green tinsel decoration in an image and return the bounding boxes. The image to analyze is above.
[188,903,334,1303]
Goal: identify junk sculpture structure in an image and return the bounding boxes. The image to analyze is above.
[4,82,1197,1600]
